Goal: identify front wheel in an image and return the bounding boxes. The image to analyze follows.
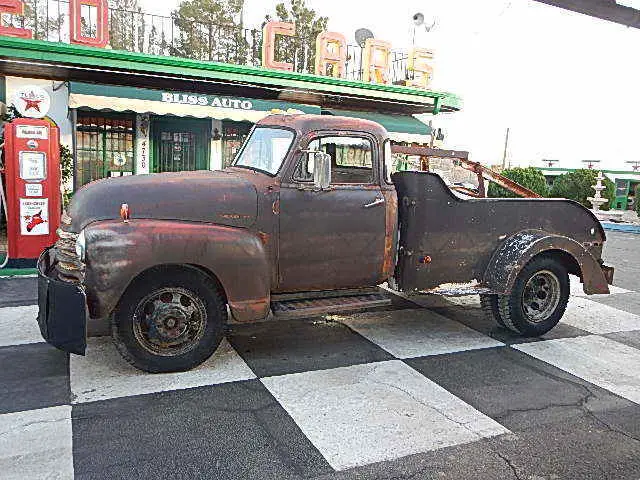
[112,266,227,373]
[498,256,570,337]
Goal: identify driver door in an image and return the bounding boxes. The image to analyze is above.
[277,133,387,292]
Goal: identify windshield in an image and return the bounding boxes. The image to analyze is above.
[233,127,295,175]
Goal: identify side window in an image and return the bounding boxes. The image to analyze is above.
[293,135,374,184]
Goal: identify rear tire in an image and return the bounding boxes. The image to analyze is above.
[498,256,569,337]
[112,266,226,373]
[480,294,506,327]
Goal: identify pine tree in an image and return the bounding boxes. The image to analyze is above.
[171,0,247,63]
[7,0,65,41]
[109,0,146,52]
[265,0,328,73]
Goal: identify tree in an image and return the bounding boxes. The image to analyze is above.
[3,0,65,42]
[550,169,615,211]
[265,0,328,73]
[3,0,146,52]
[487,167,550,198]
[60,144,74,209]
[109,0,147,52]
[171,0,247,63]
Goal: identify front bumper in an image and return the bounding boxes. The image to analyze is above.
[602,264,615,286]
[37,247,87,355]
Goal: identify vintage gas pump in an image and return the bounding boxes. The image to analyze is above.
[2,118,61,267]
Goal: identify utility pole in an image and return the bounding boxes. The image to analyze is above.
[502,127,510,169]
[429,119,434,148]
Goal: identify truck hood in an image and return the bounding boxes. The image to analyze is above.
[67,170,257,232]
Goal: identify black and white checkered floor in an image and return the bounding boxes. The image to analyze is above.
[1,278,639,479]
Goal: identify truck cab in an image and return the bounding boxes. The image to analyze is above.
[237,115,397,293]
[37,114,613,373]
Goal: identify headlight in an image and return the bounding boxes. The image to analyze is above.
[75,229,86,262]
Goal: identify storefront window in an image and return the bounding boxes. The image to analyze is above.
[222,121,252,168]
[75,112,135,187]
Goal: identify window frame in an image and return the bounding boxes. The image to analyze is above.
[383,139,394,184]
[74,110,136,189]
[288,131,380,186]
[231,125,297,177]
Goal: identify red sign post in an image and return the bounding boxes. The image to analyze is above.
[3,118,61,264]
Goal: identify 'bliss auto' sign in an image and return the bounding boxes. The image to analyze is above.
[161,93,253,110]
[0,0,433,89]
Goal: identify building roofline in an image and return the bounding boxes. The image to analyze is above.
[0,37,462,115]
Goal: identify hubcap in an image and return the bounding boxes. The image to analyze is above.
[133,287,207,356]
[521,270,561,323]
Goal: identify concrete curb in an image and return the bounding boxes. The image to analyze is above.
[0,269,37,277]
[0,253,38,276]
[601,222,640,234]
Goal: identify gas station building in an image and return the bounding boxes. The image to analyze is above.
[0,36,461,192]
[0,19,461,268]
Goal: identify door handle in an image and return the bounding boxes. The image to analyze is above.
[364,197,385,208]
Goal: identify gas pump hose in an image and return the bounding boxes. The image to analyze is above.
[0,142,8,268]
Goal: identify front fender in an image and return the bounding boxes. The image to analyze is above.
[83,219,271,322]
[483,230,610,295]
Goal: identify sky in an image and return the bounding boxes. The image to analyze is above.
[139,0,640,170]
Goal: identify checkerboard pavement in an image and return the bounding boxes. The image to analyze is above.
[1,277,639,479]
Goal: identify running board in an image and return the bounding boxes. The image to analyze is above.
[271,292,392,319]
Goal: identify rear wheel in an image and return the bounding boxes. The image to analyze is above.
[498,256,569,337]
[112,266,226,373]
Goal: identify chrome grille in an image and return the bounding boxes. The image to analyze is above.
[54,214,84,283]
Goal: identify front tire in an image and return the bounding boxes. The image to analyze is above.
[498,256,569,337]
[112,266,226,373]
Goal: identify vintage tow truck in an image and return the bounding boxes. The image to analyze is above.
[37,114,614,372]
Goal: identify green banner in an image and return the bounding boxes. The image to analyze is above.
[70,82,320,114]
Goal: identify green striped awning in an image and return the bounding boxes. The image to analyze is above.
[69,82,320,122]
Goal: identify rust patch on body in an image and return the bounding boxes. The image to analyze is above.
[258,231,270,245]
[229,298,270,323]
[381,189,398,280]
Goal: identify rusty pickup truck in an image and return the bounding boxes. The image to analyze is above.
[37,114,613,372]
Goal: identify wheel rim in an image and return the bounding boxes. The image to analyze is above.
[521,270,561,323]
[132,287,207,356]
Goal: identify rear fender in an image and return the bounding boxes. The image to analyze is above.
[84,219,271,322]
[483,230,610,295]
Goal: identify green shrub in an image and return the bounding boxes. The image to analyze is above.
[60,144,73,209]
[550,169,615,211]
[487,167,550,198]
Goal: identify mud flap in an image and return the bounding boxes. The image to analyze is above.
[36,248,87,355]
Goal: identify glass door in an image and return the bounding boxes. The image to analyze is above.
[151,118,210,173]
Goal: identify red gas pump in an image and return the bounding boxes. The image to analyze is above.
[2,118,61,267]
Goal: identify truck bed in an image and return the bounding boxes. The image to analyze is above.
[392,171,605,292]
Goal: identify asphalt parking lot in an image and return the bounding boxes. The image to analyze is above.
[0,231,638,480]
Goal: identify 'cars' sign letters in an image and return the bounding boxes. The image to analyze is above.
[0,4,435,88]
